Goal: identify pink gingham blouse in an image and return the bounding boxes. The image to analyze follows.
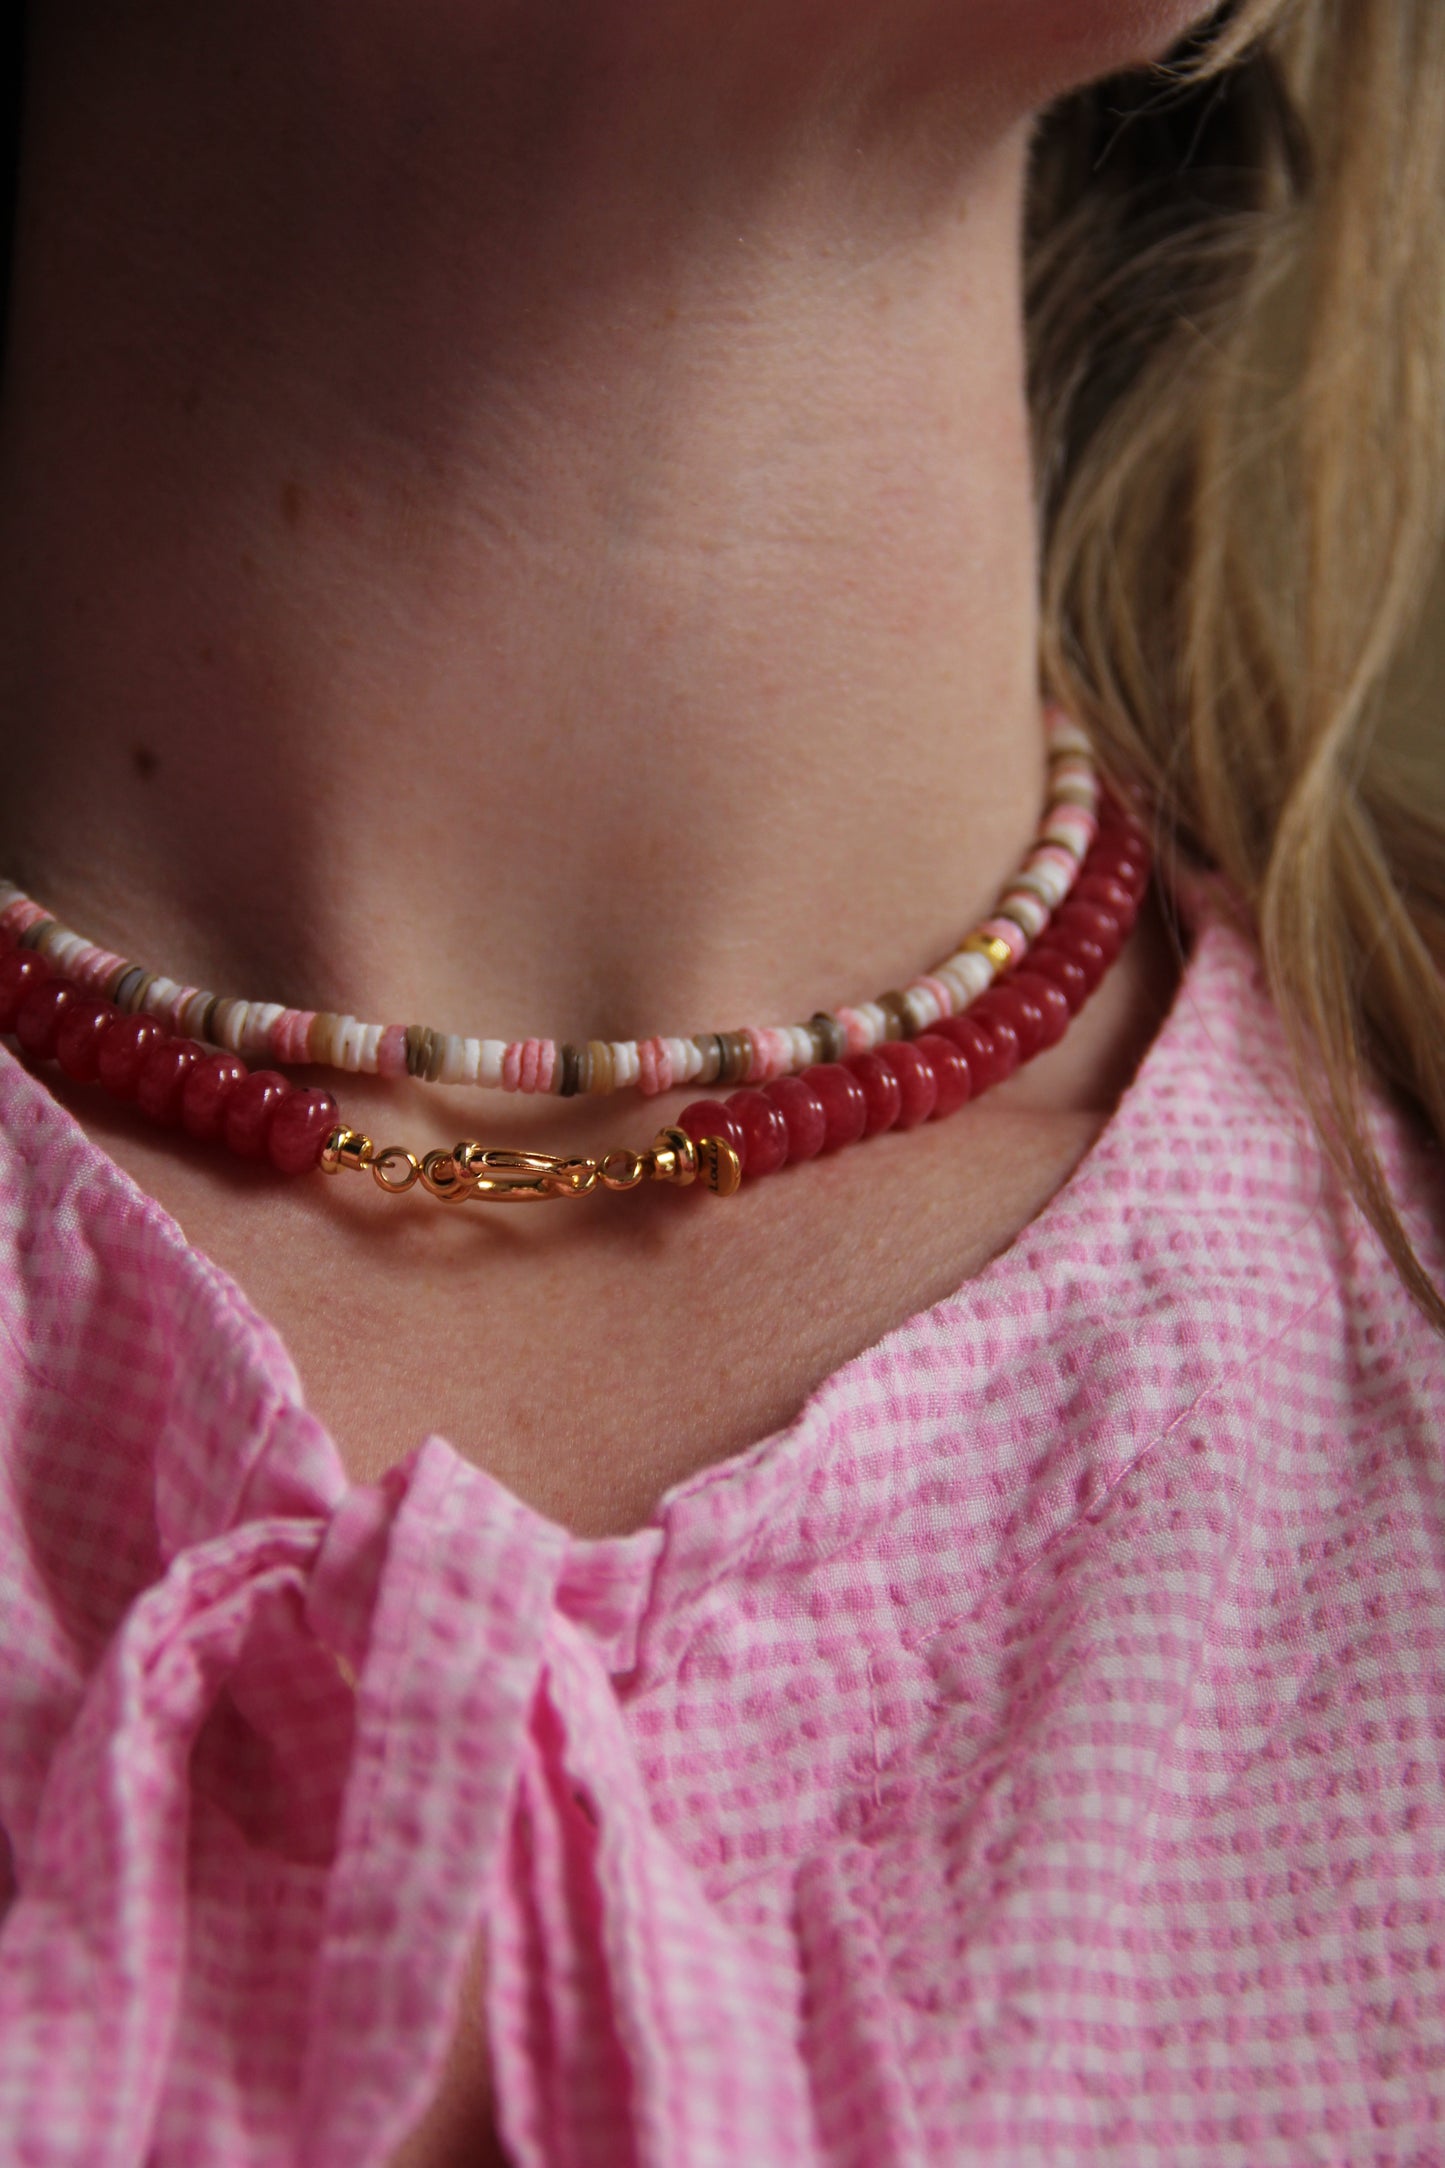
[1,887,1444,2168]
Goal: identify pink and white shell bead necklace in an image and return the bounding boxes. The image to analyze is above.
[0,707,1101,1103]
[0,713,1152,1207]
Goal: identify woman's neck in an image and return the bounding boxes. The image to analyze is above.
[0,3,1045,1048]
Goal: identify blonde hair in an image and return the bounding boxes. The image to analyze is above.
[1029,0,1445,1322]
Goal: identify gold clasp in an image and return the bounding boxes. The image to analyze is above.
[318,1124,740,1204]
[450,1144,599,1203]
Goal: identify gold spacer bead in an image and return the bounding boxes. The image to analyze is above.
[962,932,1015,975]
[319,1126,374,1176]
[648,1125,699,1187]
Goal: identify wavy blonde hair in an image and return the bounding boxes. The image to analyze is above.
[1029,0,1445,1321]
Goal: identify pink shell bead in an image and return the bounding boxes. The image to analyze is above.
[978,917,1029,968]
[0,896,46,943]
[638,1040,673,1096]
[378,1025,409,1080]
[271,1009,318,1065]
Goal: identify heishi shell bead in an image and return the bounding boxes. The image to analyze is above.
[678,1099,746,1162]
[929,1013,1000,1093]
[0,949,51,1033]
[137,1038,205,1125]
[225,1069,293,1158]
[849,1052,903,1137]
[725,1088,790,1177]
[801,1063,867,1152]
[1006,972,1072,1052]
[268,1086,340,1176]
[181,1053,250,1143]
[764,1075,828,1163]
[55,997,118,1084]
[914,1033,973,1119]
[97,1013,165,1099]
[15,978,77,1061]
[878,1043,938,1130]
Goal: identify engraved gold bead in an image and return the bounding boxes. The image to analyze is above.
[694,1135,743,1197]
[962,932,1014,974]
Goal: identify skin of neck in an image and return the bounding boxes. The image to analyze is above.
[0,1,1201,1093]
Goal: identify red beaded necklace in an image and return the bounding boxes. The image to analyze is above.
[0,793,1150,1208]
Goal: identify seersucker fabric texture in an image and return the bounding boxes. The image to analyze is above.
[0,885,1443,2167]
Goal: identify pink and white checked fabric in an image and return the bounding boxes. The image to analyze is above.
[1,889,1444,2167]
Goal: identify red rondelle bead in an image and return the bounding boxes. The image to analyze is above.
[801,1063,867,1152]
[1088,847,1150,904]
[848,1052,904,1137]
[181,1052,250,1144]
[914,1032,972,1119]
[764,1075,828,1164]
[1006,972,1071,1052]
[725,1087,790,1177]
[1055,898,1125,962]
[225,1068,292,1158]
[97,1013,165,1099]
[979,1010,1021,1084]
[929,1013,999,1094]
[1038,925,1107,994]
[974,981,1050,1063]
[678,1099,746,1164]
[137,1037,204,1126]
[55,996,118,1084]
[15,977,77,1061]
[267,1085,341,1176]
[1026,941,1090,1014]
[878,1042,938,1130]
[1072,872,1137,925]
[0,948,52,1033]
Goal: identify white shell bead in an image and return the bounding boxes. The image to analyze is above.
[240,1001,287,1057]
[358,1022,384,1074]
[902,985,942,1034]
[612,1043,640,1090]
[786,1024,815,1071]
[479,1040,506,1088]
[332,1015,366,1071]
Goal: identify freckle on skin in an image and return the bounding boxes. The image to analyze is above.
[132,745,159,781]
[281,478,305,528]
